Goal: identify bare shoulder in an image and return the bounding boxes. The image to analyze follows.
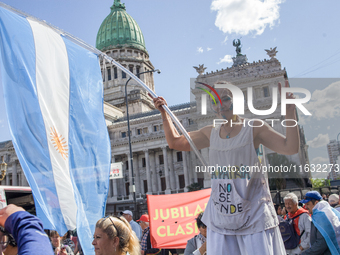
[199,125,214,139]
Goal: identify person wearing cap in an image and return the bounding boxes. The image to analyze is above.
[138,215,149,254]
[300,191,337,255]
[138,214,159,255]
[283,193,311,254]
[121,210,142,240]
[328,194,339,207]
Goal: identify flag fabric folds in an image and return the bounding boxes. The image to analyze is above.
[0,6,110,255]
[312,201,340,254]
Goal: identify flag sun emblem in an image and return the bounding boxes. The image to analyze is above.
[50,127,68,159]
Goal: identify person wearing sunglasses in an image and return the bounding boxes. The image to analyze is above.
[153,80,298,255]
[184,212,206,255]
[0,204,53,255]
[92,215,140,255]
[0,225,16,255]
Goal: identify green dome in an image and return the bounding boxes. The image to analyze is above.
[96,0,147,53]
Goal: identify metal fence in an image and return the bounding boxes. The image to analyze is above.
[271,186,340,205]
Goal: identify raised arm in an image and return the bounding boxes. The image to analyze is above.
[254,80,300,155]
[153,96,210,151]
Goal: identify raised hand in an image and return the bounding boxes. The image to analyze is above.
[151,95,167,113]
[0,204,25,227]
[278,80,296,113]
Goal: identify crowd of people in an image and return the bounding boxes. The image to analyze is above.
[1,80,339,255]
[1,192,340,255]
[0,206,179,255]
[272,191,340,255]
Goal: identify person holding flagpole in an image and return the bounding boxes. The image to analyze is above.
[153,80,299,254]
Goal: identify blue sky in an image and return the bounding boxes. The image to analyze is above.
[1,0,340,178]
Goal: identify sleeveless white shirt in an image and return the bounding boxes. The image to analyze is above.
[202,123,278,235]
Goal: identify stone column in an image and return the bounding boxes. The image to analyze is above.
[18,171,21,186]
[182,151,189,191]
[108,161,113,198]
[155,152,162,192]
[137,154,144,194]
[5,171,9,186]
[202,148,211,188]
[21,169,28,186]
[173,150,180,190]
[191,151,198,183]
[168,149,176,190]
[187,151,193,184]
[112,157,118,199]
[144,149,152,194]
[133,154,140,194]
[12,160,17,186]
[162,146,171,194]
[150,151,157,193]
[127,153,133,199]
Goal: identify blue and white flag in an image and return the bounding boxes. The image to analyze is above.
[312,201,340,255]
[0,6,110,255]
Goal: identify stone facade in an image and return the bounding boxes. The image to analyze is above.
[0,141,28,187]
[0,51,311,215]
[101,48,156,115]
[0,102,123,187]
[327,140,340,180]
[0,2,311,215]
[192,55,310,174]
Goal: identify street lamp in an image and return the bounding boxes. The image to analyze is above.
[0,157,7,181]
[337,133,340,159]
[125,69,161,216]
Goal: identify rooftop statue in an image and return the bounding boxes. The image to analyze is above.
[193,64,207,75]
[265,47,278,59]
[233,39,242,56]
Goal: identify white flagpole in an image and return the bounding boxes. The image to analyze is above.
[0,2,208,168]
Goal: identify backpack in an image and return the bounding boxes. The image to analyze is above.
[279,213,306,250]
[146,230,163,255]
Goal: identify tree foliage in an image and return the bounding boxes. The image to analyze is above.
[311,178,330,188]
[187,182,202,192]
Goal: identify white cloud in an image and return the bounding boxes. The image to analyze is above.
[307,133,329,148]
[207,47,213,51]
[298,115,307,125]
[311,157,329,165]
[310,157,330,178]
[217,54,233,64]
[211,0,283,36]
[197,47,203,53]
[306,81,340,119]
[327,126,331,130]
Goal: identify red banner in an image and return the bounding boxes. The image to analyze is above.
[147,189,211,249]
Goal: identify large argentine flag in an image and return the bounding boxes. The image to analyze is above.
[0,6,110,254]
[312,201,340,255]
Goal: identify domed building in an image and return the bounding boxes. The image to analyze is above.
[97,0,156,114]
[0,0,311,217]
